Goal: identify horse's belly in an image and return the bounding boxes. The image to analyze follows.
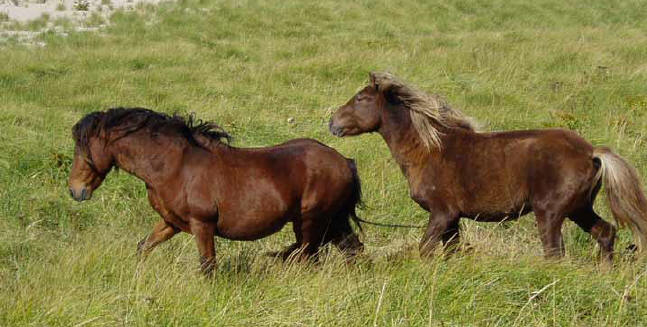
[216,213,291,241]
[463,204,532,222]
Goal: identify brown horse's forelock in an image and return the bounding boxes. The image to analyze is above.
[72,111,106,158]
[72,107,232,160]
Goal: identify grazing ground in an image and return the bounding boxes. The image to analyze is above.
[1,0,647,325]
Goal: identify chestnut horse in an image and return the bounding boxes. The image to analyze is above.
[330,72,647,263]
[68,108,363,275]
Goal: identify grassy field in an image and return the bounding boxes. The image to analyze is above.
[2,0,647,325]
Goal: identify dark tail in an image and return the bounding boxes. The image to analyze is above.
[345,159,364,233]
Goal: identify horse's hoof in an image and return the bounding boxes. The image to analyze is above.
[136,239,146,257]
[263,251,283,258]
[460,242,475,253]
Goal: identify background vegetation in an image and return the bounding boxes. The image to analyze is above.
[1,0,647,325]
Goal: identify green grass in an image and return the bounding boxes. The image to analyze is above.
[2,0,647,325]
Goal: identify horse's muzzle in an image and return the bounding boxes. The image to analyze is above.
[328,119,345,137]
[69,187,90,202]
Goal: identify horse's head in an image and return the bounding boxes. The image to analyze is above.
[329,72,389,137]
[68,112,114,202]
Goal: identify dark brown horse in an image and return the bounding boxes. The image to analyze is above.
[68,108,363,275]
[330,72,647,263]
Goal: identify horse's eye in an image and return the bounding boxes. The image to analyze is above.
[356,95,365,102]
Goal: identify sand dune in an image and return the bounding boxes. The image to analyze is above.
[0,0,163,23]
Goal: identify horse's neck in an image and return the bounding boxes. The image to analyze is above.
[378,105,437,172]
[111,134,188,188]
[378,108,469,200]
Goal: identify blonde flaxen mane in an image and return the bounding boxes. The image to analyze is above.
[370,72,476,150]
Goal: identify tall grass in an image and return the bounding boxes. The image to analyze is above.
[1,0,647,325]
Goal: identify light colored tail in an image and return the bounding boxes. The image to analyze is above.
[593,147,647,251]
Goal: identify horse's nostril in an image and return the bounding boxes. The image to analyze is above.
[80,188,87,200]
[330,125,343,136]
[328,121,340,135]
[69,188,74,198]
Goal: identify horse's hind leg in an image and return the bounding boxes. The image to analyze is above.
[266,243,301,261]
[292,210,332,261]
[535,209,566,259]
[273,216,318,262]
[328,216,364,260]
[137,220,180,259]
[569,206,616,263]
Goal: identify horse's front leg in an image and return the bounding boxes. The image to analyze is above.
[137,220,180,259]
[420,211,459,259]
[190,218,216,276]
[138,190,180,259]
[442,219,461,254]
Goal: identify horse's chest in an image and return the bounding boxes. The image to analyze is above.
[409,182,448,211]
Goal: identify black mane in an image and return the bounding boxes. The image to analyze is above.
[72,107,231,155]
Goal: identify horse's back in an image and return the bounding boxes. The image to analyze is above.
[473,128,594,164]
[446,128,597,219]
[488,128,595,174]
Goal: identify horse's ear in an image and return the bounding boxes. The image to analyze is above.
[369,71,378,90]
[369,71,402,104]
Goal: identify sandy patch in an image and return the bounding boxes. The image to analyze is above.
[0,0,165,44]
[0,0,162,22]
